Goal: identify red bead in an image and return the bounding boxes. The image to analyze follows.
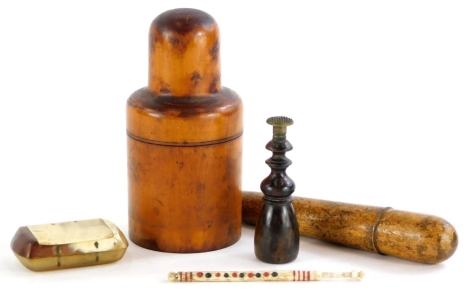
[197,272,203,278]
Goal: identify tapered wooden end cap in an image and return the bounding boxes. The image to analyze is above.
[149,8,221,97]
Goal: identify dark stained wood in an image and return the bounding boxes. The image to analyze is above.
[127,8,243,253]
[254,117,299,263]
[243,191,458,264]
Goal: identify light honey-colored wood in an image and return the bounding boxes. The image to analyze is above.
[127,8,243,253]
[148,9,221,97]
[242,191,458,264]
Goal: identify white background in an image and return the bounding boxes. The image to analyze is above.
[0,1,468,296]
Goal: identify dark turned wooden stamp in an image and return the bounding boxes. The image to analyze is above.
[254,116,299,264]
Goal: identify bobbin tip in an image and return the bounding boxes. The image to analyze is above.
[168,272,178,281]
[352,270,365,280]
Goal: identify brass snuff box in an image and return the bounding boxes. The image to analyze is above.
[11,218,128,271]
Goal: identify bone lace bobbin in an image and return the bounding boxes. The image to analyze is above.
[168,270,364,282]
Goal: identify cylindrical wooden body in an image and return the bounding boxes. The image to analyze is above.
[127,8,243,253]
[243,191,458,264]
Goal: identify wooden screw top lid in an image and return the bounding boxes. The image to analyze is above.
[148,8,221,97]
[127,8,242,145]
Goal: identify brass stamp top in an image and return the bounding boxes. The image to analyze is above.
[266,116,293,127]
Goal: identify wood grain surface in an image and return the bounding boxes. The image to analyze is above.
[243,191,458,264]
[127,8,243,253]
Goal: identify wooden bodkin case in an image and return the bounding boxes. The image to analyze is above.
[127,8,243,253]
[243,191,458,264]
